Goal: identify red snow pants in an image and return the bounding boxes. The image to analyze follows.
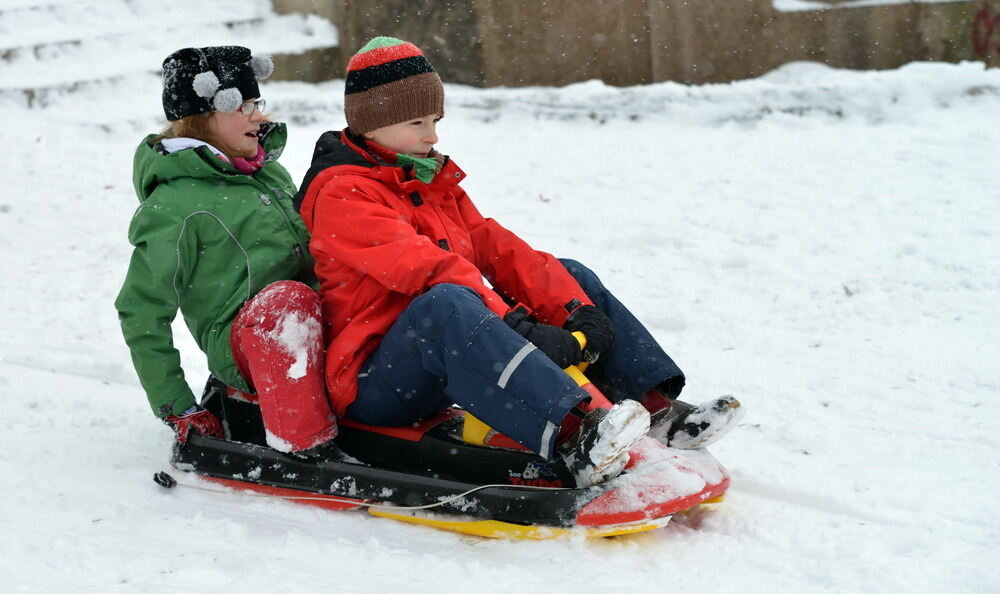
[230,280,337,452]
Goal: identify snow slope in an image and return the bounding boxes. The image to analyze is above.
[1,60,998,593]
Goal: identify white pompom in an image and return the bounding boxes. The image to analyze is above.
[251,55,273,80]
[192,71,221,98]
[213,87,243,112]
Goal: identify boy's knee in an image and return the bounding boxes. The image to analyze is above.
[412,283,485,316]
[404,284,492,341]
[559,258,599,290]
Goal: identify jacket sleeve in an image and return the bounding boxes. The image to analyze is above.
[114,199,200,418]
[310,180,510,317]
[454,187,592,326]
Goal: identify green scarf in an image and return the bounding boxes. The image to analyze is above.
[397,153,440,183]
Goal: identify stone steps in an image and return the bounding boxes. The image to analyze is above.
[0,0,337,97]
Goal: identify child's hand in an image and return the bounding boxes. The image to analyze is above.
[564,305,615,364]
[504,308,583,368]
[163,405,225,443]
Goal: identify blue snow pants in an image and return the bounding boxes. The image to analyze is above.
[345,260,686,460]
[346,283,587,460]
[557,259,686,401]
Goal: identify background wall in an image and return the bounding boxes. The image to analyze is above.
[275,0,1000,85]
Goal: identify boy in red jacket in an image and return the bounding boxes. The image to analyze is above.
[295,37,743,486]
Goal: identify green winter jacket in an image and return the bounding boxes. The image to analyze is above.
[115,123,314,418]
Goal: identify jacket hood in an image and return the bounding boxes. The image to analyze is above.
[293,129,462,213]
[292,130,376,212]
[132,121,287,202]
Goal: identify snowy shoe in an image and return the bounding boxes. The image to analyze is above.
[557,400,650,488]
[647,394,744,449]
[291,439,345,462]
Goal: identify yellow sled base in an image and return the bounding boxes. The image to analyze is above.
[369,508,672,539]
[369,494,725,540]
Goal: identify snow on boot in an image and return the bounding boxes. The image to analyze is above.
[647,394,744,450]
[558,400,650,488]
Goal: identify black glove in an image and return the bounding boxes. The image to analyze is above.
[503,307,583,369]
[564,305,615,364]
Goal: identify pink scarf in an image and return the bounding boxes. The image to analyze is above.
[223,144,265,174]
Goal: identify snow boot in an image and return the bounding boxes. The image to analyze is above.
[291,438,346,462]
[557,400,650,488]
[644,392,744,449]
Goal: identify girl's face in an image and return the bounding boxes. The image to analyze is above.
[364,113,441,158]
[208,99,266,158]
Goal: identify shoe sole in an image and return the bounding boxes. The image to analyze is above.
[583,400,650,485]
[670,398,745,449]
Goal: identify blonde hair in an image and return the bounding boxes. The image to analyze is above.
[150,112,233,160]
[151,111,271,163]
[159,112,216,142]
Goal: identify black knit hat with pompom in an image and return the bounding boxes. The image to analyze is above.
[161,46,273,121]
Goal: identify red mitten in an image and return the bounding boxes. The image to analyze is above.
[164,405,224,443]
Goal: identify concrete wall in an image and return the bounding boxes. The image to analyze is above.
[275,0,1000,85]
[335,0,488,84]
[269,0,342,82]
[647,0,997,83]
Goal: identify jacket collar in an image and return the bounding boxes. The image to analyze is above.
[134,122,288,202]
[338,129,466,193]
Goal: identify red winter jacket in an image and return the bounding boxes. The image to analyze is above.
[295,130,592,415]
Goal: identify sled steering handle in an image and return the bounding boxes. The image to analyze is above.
[571,332,613,405]
[462,331,609,447]
[565,331,613,408]
[570,331,591,373]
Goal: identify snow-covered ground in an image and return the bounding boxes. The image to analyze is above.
[1,60,998,593]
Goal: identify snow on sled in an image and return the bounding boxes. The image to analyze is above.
[163,377,730,540]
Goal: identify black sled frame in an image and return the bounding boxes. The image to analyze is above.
[171,378,605,527]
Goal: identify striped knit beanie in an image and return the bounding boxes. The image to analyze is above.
[344,37,444,135]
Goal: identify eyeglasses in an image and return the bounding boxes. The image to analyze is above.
[238,99,266,116]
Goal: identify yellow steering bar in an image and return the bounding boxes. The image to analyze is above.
[463,332,601,445]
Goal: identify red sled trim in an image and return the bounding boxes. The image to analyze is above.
[338,407,464,442]
[201,476,367,511]
[575,475,730,527]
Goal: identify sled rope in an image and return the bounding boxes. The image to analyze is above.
[155,471,567,512]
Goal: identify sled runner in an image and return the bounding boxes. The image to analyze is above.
[162,376,730,539]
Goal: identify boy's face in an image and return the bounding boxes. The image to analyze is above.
[364,113,441,158]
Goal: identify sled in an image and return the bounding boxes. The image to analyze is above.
[163,376,730,540]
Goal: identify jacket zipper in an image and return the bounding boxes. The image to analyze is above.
[427,198,458,257]
[245,173,305,263]
[226,149,308,264]
[267,188,309,263]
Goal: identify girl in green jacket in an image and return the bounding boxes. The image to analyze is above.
[115,46,337,453]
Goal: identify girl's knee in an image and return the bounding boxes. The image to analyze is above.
[259,280,316,301]
[246,281,320,319]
